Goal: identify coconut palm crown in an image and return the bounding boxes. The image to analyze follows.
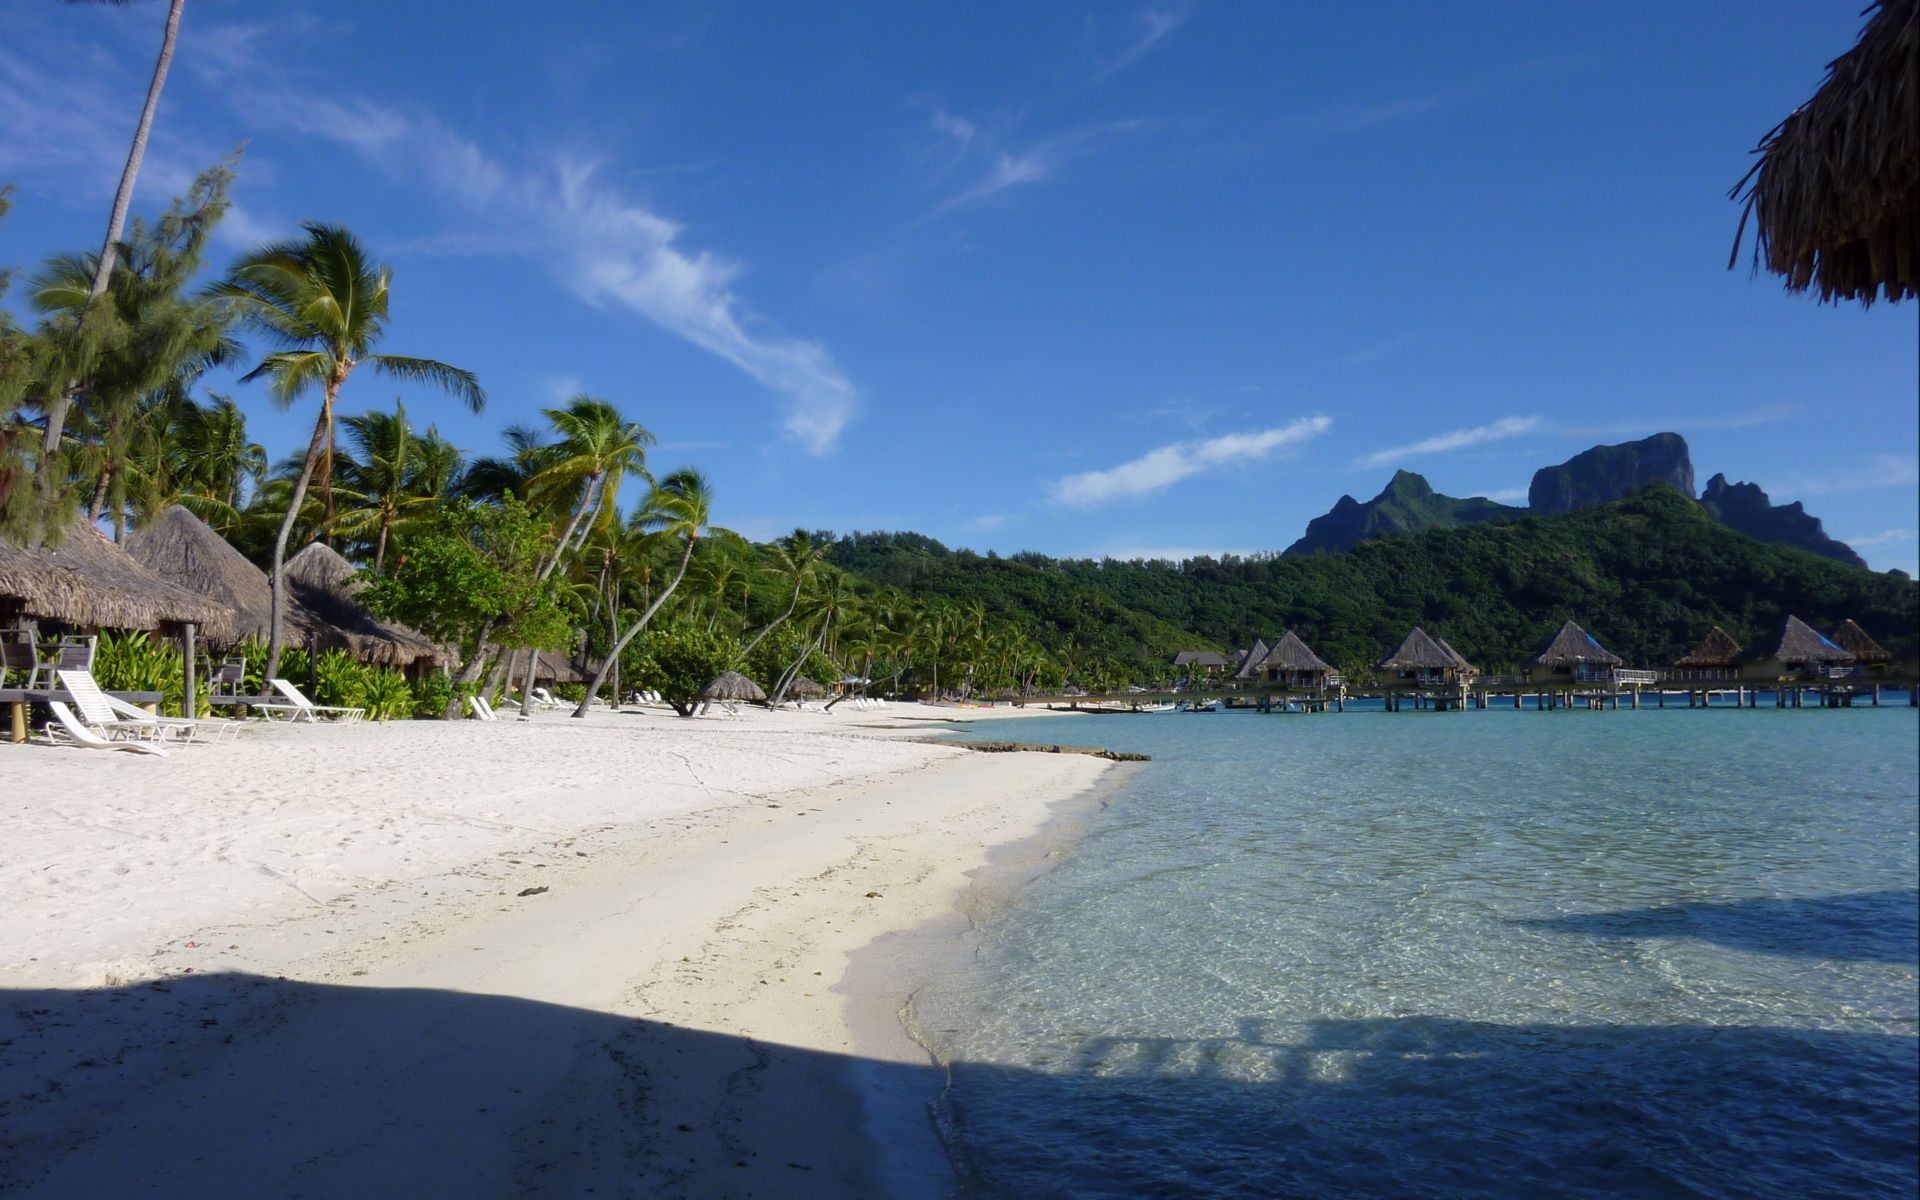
[212,221,484,678]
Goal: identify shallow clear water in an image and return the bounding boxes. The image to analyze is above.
[925,708,1920,1199]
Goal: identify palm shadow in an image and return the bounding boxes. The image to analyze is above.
[3,976,1915,1199]
[1512,888,1920,965]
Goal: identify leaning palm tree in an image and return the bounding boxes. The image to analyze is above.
[42,0,188,458]
[213,222,484,679]
[572,468,717,717]
[738,531,826,662]
[524,395,654,567]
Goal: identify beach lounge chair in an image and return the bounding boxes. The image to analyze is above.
[58,669,239,745]
[532,687,561,710]
[44,700,169,756]
[267,678,366,722]
[469,694,498,721]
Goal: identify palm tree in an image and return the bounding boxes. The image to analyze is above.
[42,0,188,458]
[213,222,484,679]
[572,468,716,717]
[174,393,266,519]
[738,531,826,663]
[524,395,654,569]
[331,401,460,572]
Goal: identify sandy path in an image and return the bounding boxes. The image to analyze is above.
[0,704,1111,1198]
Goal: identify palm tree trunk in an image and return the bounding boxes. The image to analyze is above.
[88,464,113,523]
[373,507,393,574]
[265,386,335,681]
[738,576,805,663]
[42,0,184,458]
[571,535,696,718]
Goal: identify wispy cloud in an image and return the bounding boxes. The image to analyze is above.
[180,28,860,455]
[1093,1,1197,81]
[1356,416,1540,469]
[1559,403,1797,439]
[1769,454,1920,498]
[1473,486,1530,503]
[1052,417,1331,508]
[923,116,1152,219]
[963,513,1012,533]
[1844,528,1916,549]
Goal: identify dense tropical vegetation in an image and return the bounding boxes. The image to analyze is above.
[2,148,1914,718]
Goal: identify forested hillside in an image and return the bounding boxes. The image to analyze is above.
[829,486,1919,679]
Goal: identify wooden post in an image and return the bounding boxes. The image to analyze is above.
[9,700,24,745]
[182,622,196,719]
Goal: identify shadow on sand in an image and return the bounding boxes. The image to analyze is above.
[2,974,1915,1199]
[1512,888,1920,965]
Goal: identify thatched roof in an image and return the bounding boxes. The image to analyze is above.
[1830,618,1892,663]
[1172,649,1229,668]
[787,675,827,698]
[1676,625,1743,668]
[1730,0,1917,305]
[1531,620,1624,669]
[284,543,449,667]
[528,649,592,684]
[1739,614,1855,665]
[126,505,294,645]
[1232,638,1271,680]
[1260,630,1336,674]
[0,513,231,636]
[700,670,766,702]
[1377,627,1472,672]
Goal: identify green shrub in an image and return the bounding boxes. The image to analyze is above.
[410,673,454,719]
[92,630,210,717]
[359,668,413,721]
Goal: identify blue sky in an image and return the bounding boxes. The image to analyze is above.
[3,1,1915,571]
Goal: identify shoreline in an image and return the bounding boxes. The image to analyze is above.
[0,703,1113,1197]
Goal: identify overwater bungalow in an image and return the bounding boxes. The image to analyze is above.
[1254,630,1341,690]
[1377,627,1475,687]
[0,513,230,640]
[1674,626,1743,678]
[1829,619,1892,675]
[1171,649,1230,680]
[1528,620,1624,685]
[1737,615,1854,681]
[1231,638,1271,684]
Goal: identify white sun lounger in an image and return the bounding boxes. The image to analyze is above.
[102,692,243,745]
[53,670,170,744]
[268,678,365,722]
[469,694,498,721]
[44,700,169,756]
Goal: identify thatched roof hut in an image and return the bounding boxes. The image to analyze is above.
[1676,626,1743,669]
[1378,627,1473,674]
[1232,638,1271,681]
[788,675,827,698]
[1739,615,1855,667]
[1171,650,1229,669]
[1260,630,1337,677]
[126,505,295,645]
[284,543,448,668]
[1730,0,1917,305]
[0,513,231,637]
[1531,620,1624,670]
[525,649,591,685]
[699,670,766,702]
[1830,619,1892,664]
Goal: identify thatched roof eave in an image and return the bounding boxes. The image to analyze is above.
[0,514,233,637]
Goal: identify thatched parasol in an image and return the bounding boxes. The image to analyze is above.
[1377,627,1472,672]
[1829,618,1892,663]
[284,543,449,668]
[0,513,232,637]
[1739,615,1855,666]
[1530,620,1624,669]
[1675,625,1743,668]
[1730,0,1917,305]
[787,675,827,699]
[699,670,767,702]
[1260,630,1337,675]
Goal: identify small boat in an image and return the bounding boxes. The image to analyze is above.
[1183,701,1217,713]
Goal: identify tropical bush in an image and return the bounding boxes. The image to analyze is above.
[92,630,208,717]
[625,622,739,716]
[410,672,454,720]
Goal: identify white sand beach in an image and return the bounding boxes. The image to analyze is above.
[0,703,1117,1198]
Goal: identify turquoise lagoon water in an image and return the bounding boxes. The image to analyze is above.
[924,708,1919,1198]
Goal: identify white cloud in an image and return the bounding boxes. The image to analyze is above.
[1051,417,1331,508]
[1357,415,1540,469]
[963,513,1011,533]
[1769,454,1920,498]
[1844,528,1916,549]
[197,54,860,455]
[925,119,1151,218]
[1473,486,1530,503]
[1094,1,1197,80]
